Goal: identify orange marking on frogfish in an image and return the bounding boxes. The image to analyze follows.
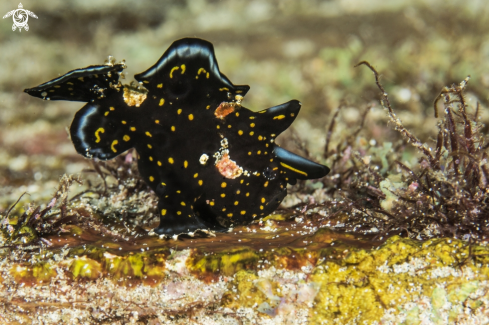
[215,153,243,179]
[214,102,236,119]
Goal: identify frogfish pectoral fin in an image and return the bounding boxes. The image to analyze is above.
[273,145,330,181]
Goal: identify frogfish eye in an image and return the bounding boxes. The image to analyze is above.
[263,166,277,180]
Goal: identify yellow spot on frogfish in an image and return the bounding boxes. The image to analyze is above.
[94,128,105,143]
[170,66,179,78]
[273,115,286,120]
[111,140,118,153]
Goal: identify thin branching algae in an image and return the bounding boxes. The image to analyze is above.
[316,63,489,243]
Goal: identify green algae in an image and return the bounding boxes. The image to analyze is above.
[220,270,268,309]
[3,232,489,323]
[310,236,489,324]
[10,262,56,285]
[13,225,37,245]
[185,235,489,322]
[187,244,335,282]
[73,247,170,285]
[188,248,260,281]
[7,246,170,286]
[69,256,102,280]
[65,225,84,235]
[447,281,479,303]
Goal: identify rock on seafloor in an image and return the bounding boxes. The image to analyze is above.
[1,232,489,324]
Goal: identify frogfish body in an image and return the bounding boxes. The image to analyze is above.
[25,38,330,236]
